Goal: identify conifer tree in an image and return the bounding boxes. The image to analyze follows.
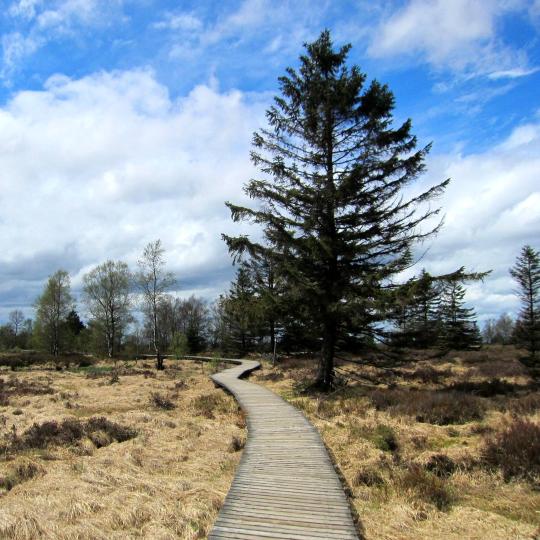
[222,264,261,355]
[223,31,449,389]
[246,254,284,355]
[510,245,540,359]
[438,280,481,350]
[391,269,442,348]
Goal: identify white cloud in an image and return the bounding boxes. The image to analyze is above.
[411,119,540,320]
[368,0,532,77]
[8,0,43,20]
[153,13,203,32]
[2,0,125,82]
[162,0,318,62]
[488,66,540,79]
[0,69,267,311]
[1,32,41,81]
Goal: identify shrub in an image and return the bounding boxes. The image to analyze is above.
[85,417,138,444]
[448,378,515,397]
[228,435,245,452]
[77,357,95,368]
[411,392,484,425]
[411,366,450,384]
[370,389,484,425]
[0,460,44,491]
[425,454,456,477]
[192,393,229,418]
[399,464,454,511]
[372,424,399,453]
[482,418,540,482]
[0,377,54,401]
[507,393,540,415]
[258,371,284,382]
[150,392,175,410]
[472,359,526,378]
[12,417,137,451]
[352,467,385,487]
[370,388,406,411]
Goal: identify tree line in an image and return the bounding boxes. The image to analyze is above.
[0,240,218,368]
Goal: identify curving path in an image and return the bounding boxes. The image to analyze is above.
[207,358,360,540]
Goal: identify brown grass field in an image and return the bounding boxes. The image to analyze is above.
[0,359,245,539]
[0,347,539,539]
[253,346,540,540]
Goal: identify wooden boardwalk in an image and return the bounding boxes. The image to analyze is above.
[208,358,359,540]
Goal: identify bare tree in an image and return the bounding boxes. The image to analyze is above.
[83,260,132,358]
[8,310,25,336]
[135,240,175,369]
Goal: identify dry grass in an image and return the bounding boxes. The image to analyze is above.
[254,347,540,540]
[0,359,244,539]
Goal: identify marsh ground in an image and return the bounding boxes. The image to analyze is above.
[1,348,539,540]
[253,346,540,540]
[0,359,245,539]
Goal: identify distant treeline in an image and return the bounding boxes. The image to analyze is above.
[1,243,537,366]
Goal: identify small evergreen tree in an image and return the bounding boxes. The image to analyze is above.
[438,280,480,350]
[247,253,284,355]
[390,269,442,348]
[223,30,449,389]
[222,265,261,355]
[510,245,540,359]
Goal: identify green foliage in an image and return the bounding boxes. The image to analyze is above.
[82,260,131,358]
[371,424,399,452]
[218,264,263,355]
[171,332,188,359]
[34,270,74,356]
[438,281,481,350]
[510,245,540,359]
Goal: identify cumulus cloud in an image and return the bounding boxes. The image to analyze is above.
[0,69,267,318]
[409,119,540,321]
[368,0,534,78]
[0,62,537,327]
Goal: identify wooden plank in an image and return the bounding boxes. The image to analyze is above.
[201,357,360,540]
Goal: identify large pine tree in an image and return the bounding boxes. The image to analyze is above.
[223,31,449,389]
[510,245,540,359]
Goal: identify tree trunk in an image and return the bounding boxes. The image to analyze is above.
[317,318,336,390]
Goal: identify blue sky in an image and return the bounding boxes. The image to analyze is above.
[0,0,539,324]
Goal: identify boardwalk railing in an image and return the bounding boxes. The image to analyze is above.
[191,356,360,540]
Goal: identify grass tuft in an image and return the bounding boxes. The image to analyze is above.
[150,392,175,410]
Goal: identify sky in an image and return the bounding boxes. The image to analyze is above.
[0,0,538,325]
